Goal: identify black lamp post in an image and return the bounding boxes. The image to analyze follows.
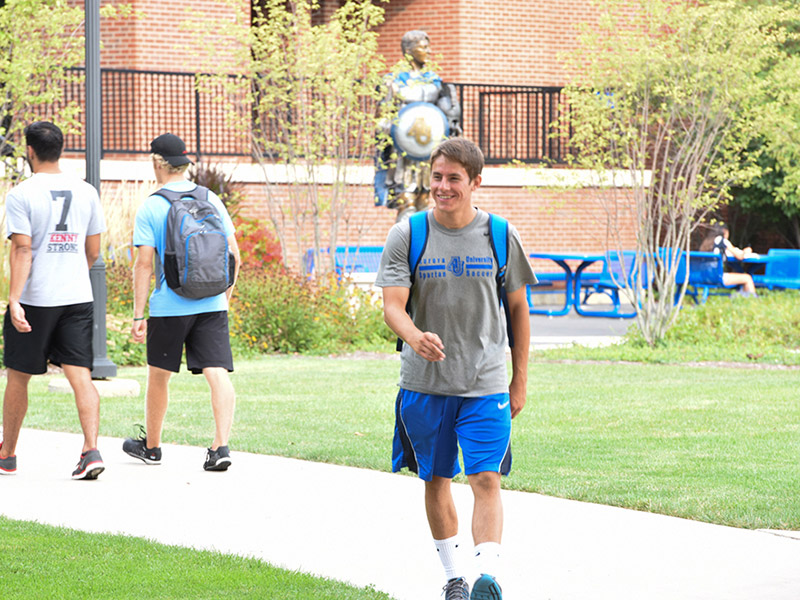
[85,0,116,379]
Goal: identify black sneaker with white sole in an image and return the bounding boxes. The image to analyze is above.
[72,449,105,480]
[203,445,231,471]
[122,426,162,465]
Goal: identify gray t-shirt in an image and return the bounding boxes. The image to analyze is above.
[6,172,106,307]
[376,209,537,397]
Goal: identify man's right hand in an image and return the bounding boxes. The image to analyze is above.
[383,286,445,362]
[131,319,147,343]
[409,330,445,362]
[8,300,31,333]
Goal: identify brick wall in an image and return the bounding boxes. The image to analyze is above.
[375,0,602,86]
[234,179,637,271]
[87,156,637,273]
[78,0,607,84]
[70,0,248,72]
[70,0,640,269]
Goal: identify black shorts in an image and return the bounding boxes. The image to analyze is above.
[146,311,233,374]
[3,302,94,374]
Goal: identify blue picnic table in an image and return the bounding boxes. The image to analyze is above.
[749,249,800,290]
[527,248,787,317]
[528,252,605,317]
[303,246,383,278]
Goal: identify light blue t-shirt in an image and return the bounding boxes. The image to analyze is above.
[133,180,235,317]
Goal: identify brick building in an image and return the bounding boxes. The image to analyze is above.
[65,0,637,267]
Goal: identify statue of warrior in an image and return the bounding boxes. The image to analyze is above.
[375,30,462,221]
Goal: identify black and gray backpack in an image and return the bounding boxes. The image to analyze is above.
[156,185,235,299]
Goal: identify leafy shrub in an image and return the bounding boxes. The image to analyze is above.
[187,161,244,218]
[663,290,800,348]
[105,311,147,366]
[103,252,394,363]
[314,274,394,350]
[230,266,393,354]
[106,261,134,315]
[234,216,282,269]
[104,260,147,366]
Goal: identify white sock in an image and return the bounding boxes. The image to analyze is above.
[434,536,463,580]
[474,541,502,577]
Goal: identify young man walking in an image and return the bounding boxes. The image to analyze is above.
[376,138,536,599]
[0,121,106,480]
[124,133,240,471]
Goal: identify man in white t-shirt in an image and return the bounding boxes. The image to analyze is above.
[0,121,106,480]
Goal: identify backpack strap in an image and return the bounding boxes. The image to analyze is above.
[488,213,514,349]
[396,211,430,351]
[154,184,209,204]
[407,211,429,285]
[396,211,514,351]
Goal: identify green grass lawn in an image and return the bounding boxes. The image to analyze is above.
[16,356,800,530]
[537,290,800,365]
[0,517,393,600]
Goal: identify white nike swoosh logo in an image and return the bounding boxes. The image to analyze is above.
[497,400,510,410]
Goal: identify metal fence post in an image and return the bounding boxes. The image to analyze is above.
[195,84,202,161]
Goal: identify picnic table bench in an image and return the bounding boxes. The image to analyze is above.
[303,246,384,288]
[751,249,800,290]
[528,249,750,317]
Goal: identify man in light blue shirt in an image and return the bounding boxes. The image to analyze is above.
[123,133,240,472]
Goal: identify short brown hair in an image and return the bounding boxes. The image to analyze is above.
[430,138,484,181]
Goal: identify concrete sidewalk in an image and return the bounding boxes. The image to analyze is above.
[529,313,633,350]
[2,429,799,600]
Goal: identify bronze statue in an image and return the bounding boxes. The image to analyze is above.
[375,31,462,221]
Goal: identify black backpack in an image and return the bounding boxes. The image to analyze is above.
[156,185,235,299]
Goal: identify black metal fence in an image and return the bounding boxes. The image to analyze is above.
[61,68,568,164]
[61,68,250,158]
[455,83,569,164]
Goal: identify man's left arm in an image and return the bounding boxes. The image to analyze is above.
[506,286,530,419]
[85,233,101,269]
[213,194,240,302]
[226,232,240,302]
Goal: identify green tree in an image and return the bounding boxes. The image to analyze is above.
[724,0,800,248]
[562,0,800,345]
[0,0,132,181]
[729,59,800,248]
[728,140,800,249]
[0,0,85,179]
[198,0,388,275]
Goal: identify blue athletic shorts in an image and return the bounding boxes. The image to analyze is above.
[392,388,512,482]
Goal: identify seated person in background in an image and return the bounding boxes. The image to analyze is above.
[699,224,758,297]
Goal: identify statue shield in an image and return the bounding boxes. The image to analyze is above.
[391,102,450,161]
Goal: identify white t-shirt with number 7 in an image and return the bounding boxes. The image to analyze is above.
[6,171,106,307]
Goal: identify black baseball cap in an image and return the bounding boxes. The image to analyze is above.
[150,133,193,166]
